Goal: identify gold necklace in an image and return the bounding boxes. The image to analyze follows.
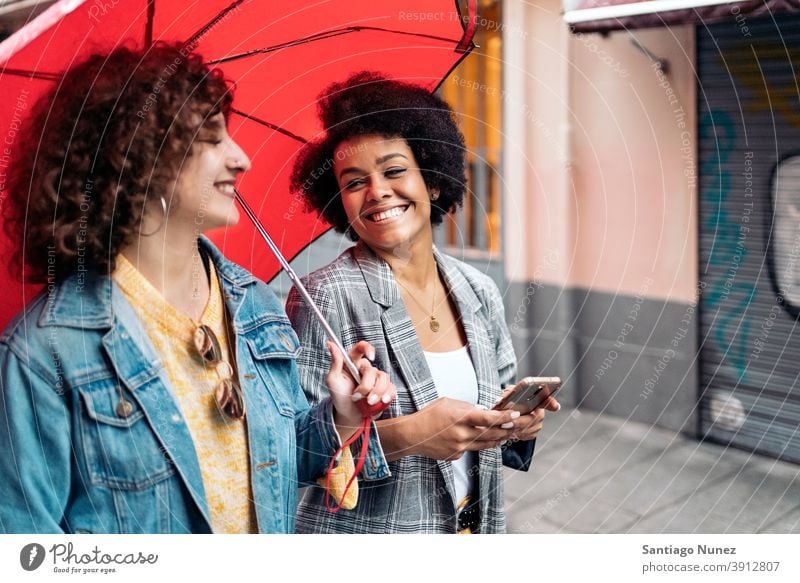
[395,261,441,332]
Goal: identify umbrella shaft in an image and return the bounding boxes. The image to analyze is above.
[234,190,362,383]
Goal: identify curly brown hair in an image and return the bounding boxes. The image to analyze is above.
[290,72,467,242]
[2,42,232,283]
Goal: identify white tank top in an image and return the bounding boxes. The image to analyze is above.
[423,345,479,504]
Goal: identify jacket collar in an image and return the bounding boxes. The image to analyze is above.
[38,271,114,329]
[198,236,257,288]
[38,236,256,329]
[352,241,482,316]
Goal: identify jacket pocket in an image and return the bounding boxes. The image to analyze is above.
[245,320,301,419]
[78,379,175,490]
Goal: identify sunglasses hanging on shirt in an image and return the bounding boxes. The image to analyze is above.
[193,323,246,420]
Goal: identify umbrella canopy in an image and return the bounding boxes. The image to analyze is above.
[0,0,476,328]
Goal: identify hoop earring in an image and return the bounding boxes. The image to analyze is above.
[141,196,167,237]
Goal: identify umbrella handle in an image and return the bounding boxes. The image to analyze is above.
[234,189,362,384]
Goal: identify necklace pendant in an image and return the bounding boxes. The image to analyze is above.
[429,316,440,332]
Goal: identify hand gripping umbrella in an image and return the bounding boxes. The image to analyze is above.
[0,0,477,381]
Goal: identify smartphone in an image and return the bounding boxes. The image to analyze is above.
[493,376,562,414]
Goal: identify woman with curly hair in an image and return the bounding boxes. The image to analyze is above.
[0,45,395,534]
[286,72,559,534]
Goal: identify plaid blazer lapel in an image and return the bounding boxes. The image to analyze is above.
[353,243,458,506]
[435,248,508,519]
[433,247,495,410]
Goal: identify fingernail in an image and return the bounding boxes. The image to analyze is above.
[476,404,488,410]
[369,350,376,361]
[381,393,392,404]
[351,392,364,402]
[367,393,379,405]
[501,421,514,429]
[510,411,521,419]
[555,402,562,411]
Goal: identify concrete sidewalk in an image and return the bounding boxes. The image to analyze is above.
[504,407,800,533]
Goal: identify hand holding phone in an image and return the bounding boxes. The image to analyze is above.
[493,376,562,415]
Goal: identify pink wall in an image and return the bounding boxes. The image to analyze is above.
[503,0,699,304]
[569,26,698,303]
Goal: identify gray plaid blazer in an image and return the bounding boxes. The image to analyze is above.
[286,242,534,533]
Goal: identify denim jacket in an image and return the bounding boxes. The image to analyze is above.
[0,238,389,533]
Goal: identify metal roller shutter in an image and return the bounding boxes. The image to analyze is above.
[698,13,800,463]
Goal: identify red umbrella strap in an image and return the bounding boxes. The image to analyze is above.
[324,416,372,513]
[324,398,390,513]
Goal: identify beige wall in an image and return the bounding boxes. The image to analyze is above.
[503,0,572,287]
[503,0,699,303]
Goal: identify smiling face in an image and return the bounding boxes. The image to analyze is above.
[334,135,435,254]
[169,112,251,233]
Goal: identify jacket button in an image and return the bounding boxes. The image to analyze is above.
[171,414,181,423]
[121,332,129,340]
[115,399,133,418]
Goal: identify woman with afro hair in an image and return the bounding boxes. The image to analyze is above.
[0,45,395,534]
[287,72,559,534]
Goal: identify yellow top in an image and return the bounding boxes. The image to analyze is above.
[113,253,256,533]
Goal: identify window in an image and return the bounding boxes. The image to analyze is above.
[439,0,503,256]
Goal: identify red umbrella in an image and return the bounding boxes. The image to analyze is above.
[0,0,476,329]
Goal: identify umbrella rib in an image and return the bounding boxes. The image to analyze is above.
[231,108,308,144]
[455,0,478,53]
[184,0,246,49]
[207,26,460,65]
[1,68,62,81]
[145,0,155,49]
